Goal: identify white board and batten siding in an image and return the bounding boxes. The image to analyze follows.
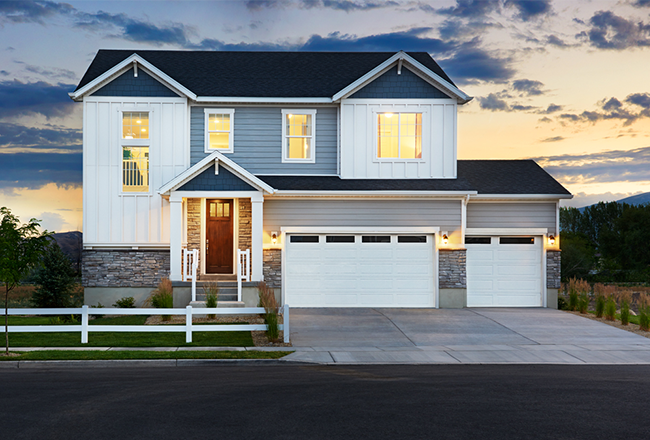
[340,98,457,179]
[466,203,557,235]
[83,97,188,245]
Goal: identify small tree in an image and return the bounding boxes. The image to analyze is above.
[0,207,51,355]
[31,243,78,309]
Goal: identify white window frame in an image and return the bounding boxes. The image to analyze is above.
[204,108,235,154]
[373,109,426,163]
[281,109,317,164]
[119,108,152,195]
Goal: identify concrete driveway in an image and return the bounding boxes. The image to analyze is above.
[284,308,650,364]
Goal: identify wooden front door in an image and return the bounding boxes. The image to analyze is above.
[206,199,234,274]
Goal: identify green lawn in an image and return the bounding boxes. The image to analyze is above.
[0,350,292,361]
[3,315,254,347]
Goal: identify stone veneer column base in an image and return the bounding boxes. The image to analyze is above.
[263,248,282,289]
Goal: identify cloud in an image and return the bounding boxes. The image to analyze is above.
[0,70,8,76]
[505,0,552,21]
[533,146,650,185]
[0,0,74,24]
[477,93,510,111]
[512,79,544,96]
[244,0,398,11]
[558,92,650,126]
[0,152,81,190]
[23,64,77,81]
[541,136,565,143]
[577,11,650,50]
[0,122,81,152]
[439,40,515,84]
[437,0,552,22]
[0,80,77,119]
[540,103,563,114]
[38,211,67,232]
[632,0,650,7]
[560,192,639,209]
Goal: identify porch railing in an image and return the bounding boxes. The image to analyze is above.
[183,248,199,302]
[237,248,251,302]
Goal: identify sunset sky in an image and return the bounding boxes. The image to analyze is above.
[0,0,649,232]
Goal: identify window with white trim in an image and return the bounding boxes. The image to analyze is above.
[121,111,150,193]
[377,112,422,160]
[204,109,234,153]
[282,109,316,163]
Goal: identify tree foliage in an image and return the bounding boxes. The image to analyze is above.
[31,243,78,309]
[560,202,650,282]
[0,207,51,354]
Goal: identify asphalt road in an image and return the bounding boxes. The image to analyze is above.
[1,364,649,439]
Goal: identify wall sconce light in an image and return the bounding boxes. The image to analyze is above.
[442,233,449,245]
[549,235,555,246]
[271,231,278,245]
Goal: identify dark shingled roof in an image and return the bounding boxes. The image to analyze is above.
[75,50,456,97]
[258,160,571,195]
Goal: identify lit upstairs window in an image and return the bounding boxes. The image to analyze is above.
[122,112,149,140]
[377,112,422,159]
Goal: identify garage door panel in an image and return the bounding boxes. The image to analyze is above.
[286,233,434,307]
[467,237,542,307]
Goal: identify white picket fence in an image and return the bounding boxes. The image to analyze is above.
[3,304,290,344]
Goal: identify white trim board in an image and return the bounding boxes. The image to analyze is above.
[465,228,548,236]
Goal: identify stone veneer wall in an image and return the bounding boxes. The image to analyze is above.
[263,249,282,288]
[186,198,202,277]
[547,250,561,289]
[238,199,252,252]
[82,250,170,287]
[439,249,467,289]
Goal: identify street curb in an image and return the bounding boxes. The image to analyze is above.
[0,358,307,368]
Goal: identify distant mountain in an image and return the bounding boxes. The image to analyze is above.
[52,231,83,271]
[616,192,650,206]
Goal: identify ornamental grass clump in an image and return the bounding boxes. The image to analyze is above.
[619,289,632,326]
[203,282,219,319]
[146,278,173,321]
[567,278,579,311]
[593,283,610,318]
[604,289,617,322]
[638,294,650,332]
[576,279,591,314]
[258,281,279,342]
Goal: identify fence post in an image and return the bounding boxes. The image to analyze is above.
[186,305,192,343]
[81,305,89,344]
[283,303,290,343]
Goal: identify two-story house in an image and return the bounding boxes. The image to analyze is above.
[71,50,571,309]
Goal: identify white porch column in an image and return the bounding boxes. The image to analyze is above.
[169,193,183,282]
[251,193,264,281]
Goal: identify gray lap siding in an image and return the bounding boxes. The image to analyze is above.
[190,106,338,174]
[466,202,557,234]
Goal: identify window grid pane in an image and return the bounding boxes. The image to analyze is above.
[122,146,149,192]
[122,112,149,139]
[207,113,231,150]
[377,113,421,159]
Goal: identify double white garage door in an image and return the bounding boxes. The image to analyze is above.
[285,234,435,307]
[284,233,543,308]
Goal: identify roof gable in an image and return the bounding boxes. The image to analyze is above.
[349,65,450,99]
[91,67,180,97]
[178,165,256,192]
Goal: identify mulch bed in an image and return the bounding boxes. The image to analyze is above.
[144,314,292,347]
[566,310,650,339]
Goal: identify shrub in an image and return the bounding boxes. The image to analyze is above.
[31,243,78,309]
[113,297,136,308]
[593,283,607,318]
[619,289,632,326]
[638,294,650,332]
[258,281,279,342]
[203,283,219,319]
[146,278,173,321]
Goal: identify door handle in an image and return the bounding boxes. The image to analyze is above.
[206,239,209,251]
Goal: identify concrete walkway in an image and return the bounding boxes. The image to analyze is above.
[282,308,650,364]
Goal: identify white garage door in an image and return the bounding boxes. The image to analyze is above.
[285,234,435,307]
[466,236,542,307]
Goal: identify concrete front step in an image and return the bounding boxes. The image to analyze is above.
[195,294,238,302]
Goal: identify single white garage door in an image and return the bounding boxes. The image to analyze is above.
[285,234,435,307]
[466,236,542,307]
